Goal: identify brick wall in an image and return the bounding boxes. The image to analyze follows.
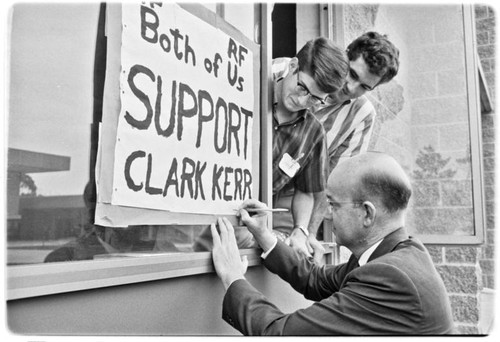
[428,246,483,333]
[475,4,496,292]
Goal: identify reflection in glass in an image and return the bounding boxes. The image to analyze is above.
[362,4,476,237]
[9,180,256,264]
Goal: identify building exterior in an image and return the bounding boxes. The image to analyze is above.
[5,2,495,336]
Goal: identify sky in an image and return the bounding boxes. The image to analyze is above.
[6,2,101,196]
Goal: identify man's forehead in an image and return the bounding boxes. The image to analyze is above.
[327,172,347,194]
[328,159,358,190]
[298,70,329,96]
[331,158,354,176]
[350,56,382,89]
[326,180,352,202]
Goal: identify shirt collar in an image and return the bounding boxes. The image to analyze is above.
[320,99,351,109]
[273,59,289,101]
[272,73,286,108]
[358,239,383,266]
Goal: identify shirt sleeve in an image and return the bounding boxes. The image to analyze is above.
[260,236,278,259]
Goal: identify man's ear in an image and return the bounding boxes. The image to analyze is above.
[362,201,376,227]
[289,57,299,74]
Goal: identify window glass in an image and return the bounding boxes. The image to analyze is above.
[7,3,98,265]
[6,3,258,266]
[223,3,256,41]
[358,4,481,241]
[200,3,217,12]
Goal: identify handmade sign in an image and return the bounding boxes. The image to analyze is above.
[110,3,254,215]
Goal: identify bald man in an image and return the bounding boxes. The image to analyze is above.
[211,152,455,335]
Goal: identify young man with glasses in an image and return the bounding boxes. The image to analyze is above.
[270,37,348,259]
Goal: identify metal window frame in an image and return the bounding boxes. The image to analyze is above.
[422,5,485,245]
[6,249,263,300]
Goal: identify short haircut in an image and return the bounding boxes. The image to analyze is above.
[296,37,349,93]
[353,170,412,213]
[347,31,400,85]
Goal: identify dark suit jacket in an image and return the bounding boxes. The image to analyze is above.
[222,228,455,335]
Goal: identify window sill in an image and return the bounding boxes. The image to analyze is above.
[6,249,262,300]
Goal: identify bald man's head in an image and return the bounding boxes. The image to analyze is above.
[328,152,412,213]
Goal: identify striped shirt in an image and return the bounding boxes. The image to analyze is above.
[314,96,376,173]
[272,58,328,195]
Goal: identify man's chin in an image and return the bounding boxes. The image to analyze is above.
[284,99,307,112]
[284,104,297,112]
[338,93,351,103]
[334,88,352,103]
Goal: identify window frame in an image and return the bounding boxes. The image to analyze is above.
[421,5,486,245]
[6,248,262,300]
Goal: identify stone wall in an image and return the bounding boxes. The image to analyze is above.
[427,245,483,333]
[475,3,496,293]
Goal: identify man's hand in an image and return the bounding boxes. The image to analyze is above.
[287,230,326,264]
[237,199,269,236]
[286,229,311,258]
[211,217,248,290]
[237,199,277,252]
[307,235,325,264]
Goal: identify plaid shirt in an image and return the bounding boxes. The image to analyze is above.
[272,58,328,195]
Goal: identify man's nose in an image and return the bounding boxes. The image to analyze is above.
[297,93,313,105]
[347,79,360,90]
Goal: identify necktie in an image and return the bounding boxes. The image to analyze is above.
[350,258,360,272]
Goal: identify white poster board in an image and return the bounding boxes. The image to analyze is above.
[95,3,260,226]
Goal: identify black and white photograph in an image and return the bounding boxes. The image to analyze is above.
[2,0,497,338]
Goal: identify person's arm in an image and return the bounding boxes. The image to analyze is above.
[288,190,327,264]
[222,258,426,335]
[288,124,329,262]
[308,191,327,236]
[287,188,314,257]
[237,199,348,297]
[305,190,327,263]
[214,207,357,335]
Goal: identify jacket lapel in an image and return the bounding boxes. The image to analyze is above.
[367,227,409,263]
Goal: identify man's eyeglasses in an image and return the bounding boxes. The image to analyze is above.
[296,73,328,106]
[327,199,363,210]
